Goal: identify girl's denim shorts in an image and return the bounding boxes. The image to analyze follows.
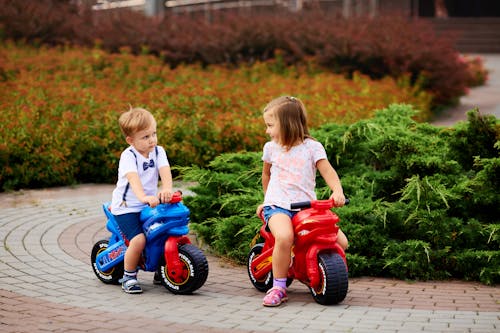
[263,205,298,231]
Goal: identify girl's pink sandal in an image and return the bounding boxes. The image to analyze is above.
[263,286,288,307]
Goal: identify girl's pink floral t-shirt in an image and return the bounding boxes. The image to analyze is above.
[262,138,327,210]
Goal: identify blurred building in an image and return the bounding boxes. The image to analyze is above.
[88,0,500,52]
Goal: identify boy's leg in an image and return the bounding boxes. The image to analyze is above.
[124,233,146,272]
[114,213,146,293]
[122,234,146,294]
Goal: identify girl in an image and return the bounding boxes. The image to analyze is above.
[256,96,348,307]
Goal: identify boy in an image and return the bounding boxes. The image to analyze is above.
[110,107,173,293]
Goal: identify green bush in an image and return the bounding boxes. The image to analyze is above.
[454,250,500,285]
[181,104,500,284]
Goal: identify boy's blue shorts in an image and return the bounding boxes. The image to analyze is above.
[114,212,143,242]
[263,205,298,231]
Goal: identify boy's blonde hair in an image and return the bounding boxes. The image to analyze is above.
[118,107,155,137]
[263,96,310,149]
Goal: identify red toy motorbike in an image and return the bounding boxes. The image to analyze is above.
[247,199,349,305]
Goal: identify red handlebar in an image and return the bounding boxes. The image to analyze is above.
[158,191,183,204]
[290,198,350,210]
[169,191,183,204]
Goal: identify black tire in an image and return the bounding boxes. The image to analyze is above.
[156,243,208,294]
[247,243,273,292]
[310,252,348,305]
[247,243,294,292]
[91,239,124,285]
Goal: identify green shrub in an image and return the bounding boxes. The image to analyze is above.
[454,250,500,285]
[382,239,450,280]
[181,105,500,284]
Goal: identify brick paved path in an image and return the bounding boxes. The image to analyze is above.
[0,184,499,333]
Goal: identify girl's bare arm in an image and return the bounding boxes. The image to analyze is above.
[317,159,345,206]
[257,162,272,215]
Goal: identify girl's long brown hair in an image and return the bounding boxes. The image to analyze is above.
[264,96,311,150]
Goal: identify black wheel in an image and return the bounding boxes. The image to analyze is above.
[156,243,208,294]
[247,243,293,292]
[247,243,273,292]
[91,239,124,285]
[310,252,348,305]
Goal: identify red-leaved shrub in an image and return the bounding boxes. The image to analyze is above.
[0,0,476,110]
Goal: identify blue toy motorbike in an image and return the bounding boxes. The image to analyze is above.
[91,192,208,294]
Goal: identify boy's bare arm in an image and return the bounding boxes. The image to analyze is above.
[126,172,160,207]
[158,165,173,202]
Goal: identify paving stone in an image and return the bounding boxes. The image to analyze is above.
[0,180,499,333]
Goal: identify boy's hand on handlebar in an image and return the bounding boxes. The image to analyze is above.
[157,189,172,204]
[330,192,346,207]
[143,195,160,208]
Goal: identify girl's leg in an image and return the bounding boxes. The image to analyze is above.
[268,213,294,279]
[337,228,349,250]
[263,213,293,306]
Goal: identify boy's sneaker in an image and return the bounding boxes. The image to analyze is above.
[153,271,162,285]
[262,286,288,307]
[122,278,143,294]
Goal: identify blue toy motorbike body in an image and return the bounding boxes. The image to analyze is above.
[91,193,208,294]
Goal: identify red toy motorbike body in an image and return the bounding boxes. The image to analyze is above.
[247,199,348,305]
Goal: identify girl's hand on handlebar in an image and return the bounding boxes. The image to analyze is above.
[256,204,264,217]
[329,192,346,207]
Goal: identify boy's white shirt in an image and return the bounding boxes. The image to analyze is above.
[262,138,327,210]
[111,145,169,215]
